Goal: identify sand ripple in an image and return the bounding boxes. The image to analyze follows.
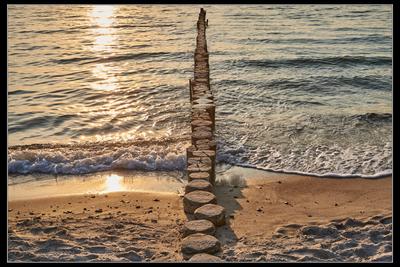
[218,215,392,262]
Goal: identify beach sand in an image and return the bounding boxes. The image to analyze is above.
[214,167,392,262]
[8,167,392,262]
[8,191,186,262]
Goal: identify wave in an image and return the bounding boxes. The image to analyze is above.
[8,126,392,179]
[265,75,392,94]
[113,23,175,29]
[231,56,392,69]
[349,112,392,122]
[215,111,392,179]
[8,89,37,96]
[252,35,391,45]
[228,162,392,179]
[51,52,187,65]
[216,143,392,179]
[8,139,189,175]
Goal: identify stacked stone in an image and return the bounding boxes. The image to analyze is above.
[181,8,225,262]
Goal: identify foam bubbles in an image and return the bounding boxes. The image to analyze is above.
[8,141,189,175]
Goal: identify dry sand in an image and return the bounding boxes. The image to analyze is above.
[8,191,186,262]
[214,167,392,262]
[8,167,392,262]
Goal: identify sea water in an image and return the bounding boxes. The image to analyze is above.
[8,5,392,181]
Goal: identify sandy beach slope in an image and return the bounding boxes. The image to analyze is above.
[8,167,392,262]
[8,191,186,262]
[214,167,392,262]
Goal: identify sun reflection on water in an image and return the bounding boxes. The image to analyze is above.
[89,5,119,92]
[103,173,125,193]
[91,5,115,28]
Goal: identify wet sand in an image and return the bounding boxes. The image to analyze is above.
[7,167,392,262]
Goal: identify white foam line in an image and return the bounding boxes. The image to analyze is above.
[225,162,392,179]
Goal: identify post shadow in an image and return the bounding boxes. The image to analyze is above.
[213,166,247,260]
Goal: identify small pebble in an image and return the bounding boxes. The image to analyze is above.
[278,181,282,184]
[153,199,160,202]
[95,209,103,213]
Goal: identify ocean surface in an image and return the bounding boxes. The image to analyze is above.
[8,5,392,181]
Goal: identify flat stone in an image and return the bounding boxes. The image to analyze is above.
[182,219,215,237]
[183,190,217,214]
[194,204,226,226]
[181,233,221,259]
[185,179,213,194]
[188,172,210,181]
[189,253,222,262]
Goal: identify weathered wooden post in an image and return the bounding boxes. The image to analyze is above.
[181,8,225,262]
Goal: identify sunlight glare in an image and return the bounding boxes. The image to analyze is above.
[103,174,125,193]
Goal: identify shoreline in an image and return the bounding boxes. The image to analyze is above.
[225,163,392,179]
[8,170,186,201]
[8,166,392,262]
[8,163,392,201]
